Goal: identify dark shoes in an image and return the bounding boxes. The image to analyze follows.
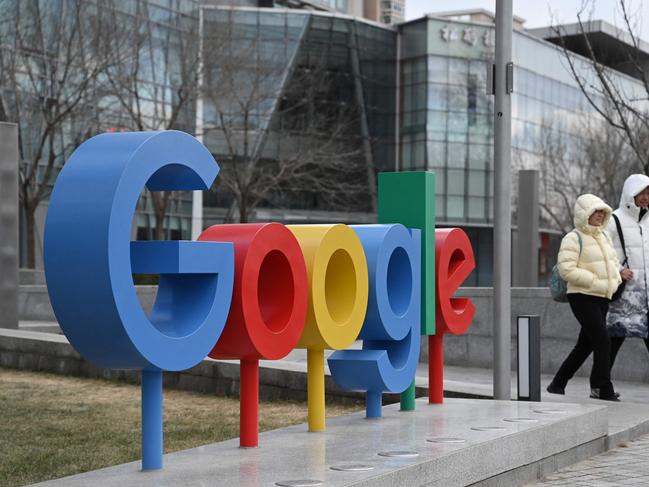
[590,388,621,402]
[547,383,621,401]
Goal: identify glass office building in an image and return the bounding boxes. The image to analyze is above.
[399,14,647,285]
[198,8,645,284]
[200,6,396,223]
[4,1,647,282]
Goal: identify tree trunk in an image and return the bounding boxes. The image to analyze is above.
[151,191,167,240]
[238,195,248,223]
[24,204,36,269]
[153,207,166,240]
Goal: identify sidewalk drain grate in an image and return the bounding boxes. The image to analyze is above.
[275,480,324,487]
[503,417,539,423]
[330,464,375,472]
[377,450,420,457]
[426,437,467,443]
[471,426,506,431]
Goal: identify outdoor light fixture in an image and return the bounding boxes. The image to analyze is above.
[517,315,541,401]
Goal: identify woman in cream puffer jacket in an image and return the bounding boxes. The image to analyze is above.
[547,194,625,401]
[558,194,622,299]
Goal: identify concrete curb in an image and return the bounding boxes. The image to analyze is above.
[0,329,368,405]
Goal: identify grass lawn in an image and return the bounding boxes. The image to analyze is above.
[0,368,361,486]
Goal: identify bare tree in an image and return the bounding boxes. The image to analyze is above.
[534,116,639,232]
[100,0,200,239]
[551,0,649,171]
[202,19,371,223]
[0,0,111,267]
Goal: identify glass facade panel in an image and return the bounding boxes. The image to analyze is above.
[427,111,447,132]
[468,170,486,197]
[448,111,468,134]
[448,58,468,86]
[447,169,465,195]
[468,196,485,220]
[447,196,465,219]
[447,142,466,168]
[427,56,448,83]
[433,169,445,193]
[427,129,447,141]
[413,140,426,169]
[401,19,427,59]
[468,143,489,169]
[447,85,468,111]
[413,83,426,109]
[427,141,446,167]
[435,195,446,219]
[427,84,448,110]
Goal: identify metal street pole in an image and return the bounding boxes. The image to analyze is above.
[191,6,205,240]
[493,0,513,400]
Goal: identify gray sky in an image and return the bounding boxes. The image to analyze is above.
[405,0,649,42]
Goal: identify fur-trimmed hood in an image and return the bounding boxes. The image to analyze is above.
[573,194,613,235]
[618,174,649,219]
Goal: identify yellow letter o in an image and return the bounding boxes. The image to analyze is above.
[287,224,368,351]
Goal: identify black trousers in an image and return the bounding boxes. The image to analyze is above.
[551,293,615,395]
[610,336,649,369]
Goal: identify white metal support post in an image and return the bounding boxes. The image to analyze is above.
[191,6,205,240]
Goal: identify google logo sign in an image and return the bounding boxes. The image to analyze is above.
[44,131,475,471]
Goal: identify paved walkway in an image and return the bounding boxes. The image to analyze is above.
[526,433,649,486]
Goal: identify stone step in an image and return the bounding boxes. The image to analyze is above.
[30,398,608,487]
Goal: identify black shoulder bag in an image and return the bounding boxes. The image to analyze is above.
[611,214,628,302]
